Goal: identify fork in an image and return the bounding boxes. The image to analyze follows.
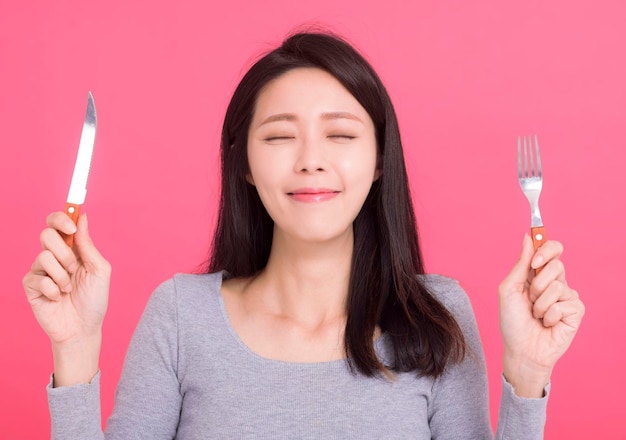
[517,135,546,253]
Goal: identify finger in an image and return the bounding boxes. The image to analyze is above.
[531,240,564,270]
[499,234,534,296]
[30,250,73,293]
[531,279,575,319]
[529,259,567,303]
[541,294,585,329]
[46,211,78,236]
[74,214,111,275]
[40,227,79,274]
[23,272,63,302]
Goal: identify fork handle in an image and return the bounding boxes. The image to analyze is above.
[530,226,547,274]
[530,226,546,250]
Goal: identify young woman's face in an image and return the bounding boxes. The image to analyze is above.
[247,67,379,244]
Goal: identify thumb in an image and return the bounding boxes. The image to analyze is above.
[501,234,534,292]
[74,214,107,271]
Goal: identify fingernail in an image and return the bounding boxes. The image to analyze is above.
[63,283,72,293]
[68,262,78,273]
[531,255,544,269]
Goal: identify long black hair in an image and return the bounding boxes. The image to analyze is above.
[208,31,465,378]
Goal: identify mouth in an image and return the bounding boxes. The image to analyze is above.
[287,188,340,202]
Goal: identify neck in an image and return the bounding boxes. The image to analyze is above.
[251,227,354,326]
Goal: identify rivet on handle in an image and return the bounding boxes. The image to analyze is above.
[530,225,547,275]
[62,203,81,248]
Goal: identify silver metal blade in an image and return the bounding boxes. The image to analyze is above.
[67,92,97,205]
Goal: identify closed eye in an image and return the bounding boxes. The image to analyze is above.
[265,136,294,142]
[328,135,356,142]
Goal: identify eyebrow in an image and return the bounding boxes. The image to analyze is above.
[320,112,363,123]
[259,111,363,126]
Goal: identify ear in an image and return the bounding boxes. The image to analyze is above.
[246,173,256,186]
[373,168,382,181]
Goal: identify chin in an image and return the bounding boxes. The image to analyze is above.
[278,224,354,246]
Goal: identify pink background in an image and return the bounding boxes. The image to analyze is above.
[1,1,625,438]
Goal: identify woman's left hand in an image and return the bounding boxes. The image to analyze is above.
[498,234,585,398]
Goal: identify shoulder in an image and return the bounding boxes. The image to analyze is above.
[146,271,224,314]
[419,274,478,332]
[171,271,224,294]
[420,275,472,314]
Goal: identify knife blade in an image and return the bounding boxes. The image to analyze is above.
[62,91,97,247]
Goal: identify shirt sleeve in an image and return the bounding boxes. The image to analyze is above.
[426,277,548,440]
[496,375,549,439]
[47,278,182,439]
[105,278,182,438]
[47,371,104,440]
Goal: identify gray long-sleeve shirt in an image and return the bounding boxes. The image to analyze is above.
[47,272,548,439]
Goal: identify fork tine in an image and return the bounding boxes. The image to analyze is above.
[528,135,534,178]
[523,135,530,178]
[534,134,542,179]
[524,136,535,178]
[517,136,523,178]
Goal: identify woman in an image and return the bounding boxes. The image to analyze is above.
[23,32,584,439]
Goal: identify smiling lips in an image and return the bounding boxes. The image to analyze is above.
[288,188,339,202]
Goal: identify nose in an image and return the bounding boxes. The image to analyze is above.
[293,136,327,173]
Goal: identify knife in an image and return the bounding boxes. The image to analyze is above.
[61,92,97,248]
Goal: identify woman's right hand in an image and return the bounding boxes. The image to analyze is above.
[22,212,111,386]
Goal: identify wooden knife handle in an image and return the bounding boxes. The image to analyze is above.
[531,225,547,274]
[61,203,81,248]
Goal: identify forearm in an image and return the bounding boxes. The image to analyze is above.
[52,333,101,387]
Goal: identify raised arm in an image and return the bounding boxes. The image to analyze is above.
[499,235,585,398]
[23,212,110,387]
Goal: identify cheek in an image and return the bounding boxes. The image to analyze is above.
[246,148,268,186]
[247,157,283,203]
[338,147,379,184]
